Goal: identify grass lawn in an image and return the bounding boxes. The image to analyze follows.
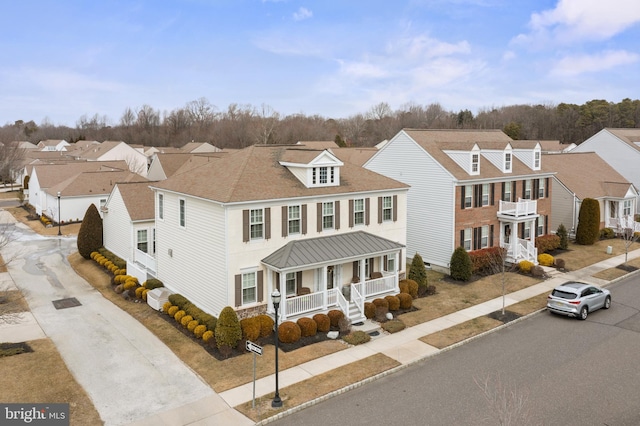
[555,238,640,271]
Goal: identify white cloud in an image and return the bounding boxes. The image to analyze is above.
[517,0,640,44]
[551,49,639,76]
[293,7,312,22]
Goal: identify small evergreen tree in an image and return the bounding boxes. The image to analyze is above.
[450,246,473,281]
[556,223,568,250]
[408,253,428,295]
[77,203,103,259]
[334,134,347,147]
[575,198,600,245]
[214,306,242,350]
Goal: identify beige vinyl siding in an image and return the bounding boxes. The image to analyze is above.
[103,187,132,261]
[550,177,576,233]
[366,131,454,270]
[155,193,228,317]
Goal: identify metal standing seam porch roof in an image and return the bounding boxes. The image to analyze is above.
[261,231,405,272]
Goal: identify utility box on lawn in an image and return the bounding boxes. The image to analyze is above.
[147,288,172,311]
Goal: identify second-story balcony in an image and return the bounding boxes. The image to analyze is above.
[498,199,537,219]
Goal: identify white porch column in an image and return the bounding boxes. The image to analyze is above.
[360,259,366,283]
[322,265,328,309]
[278,272,286,320]
[530,218,536,248]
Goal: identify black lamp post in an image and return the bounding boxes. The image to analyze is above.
[57,191,61,236]
[271,289,282,408]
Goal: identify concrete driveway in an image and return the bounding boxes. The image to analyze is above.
[0,211,252,426]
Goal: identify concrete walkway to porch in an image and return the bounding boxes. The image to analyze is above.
[219,247,640,421]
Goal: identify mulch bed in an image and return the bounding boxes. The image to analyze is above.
[0,342,33,358]
[616,264,638,272]
[487,310,521,324]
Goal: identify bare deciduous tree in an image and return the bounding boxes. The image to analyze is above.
[615,215,640,263]
[475,373,532,426]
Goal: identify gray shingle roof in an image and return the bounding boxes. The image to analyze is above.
[262,231,404,271]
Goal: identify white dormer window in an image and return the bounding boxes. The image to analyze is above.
[281,150,343,188]
[534,150,541,170]
[471,153,479,174]
[504,152,512,172]
[312,166,335,185]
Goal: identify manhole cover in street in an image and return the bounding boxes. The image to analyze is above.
[52,297,81,310]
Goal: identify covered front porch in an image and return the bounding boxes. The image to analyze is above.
[498,199,539,265]
[261,231,405,323]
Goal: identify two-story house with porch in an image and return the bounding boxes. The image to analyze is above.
[149,144,408,323]
[365,129,555,273]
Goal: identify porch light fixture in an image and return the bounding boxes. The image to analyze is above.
[271,289,282,408]
[57,192,61,236]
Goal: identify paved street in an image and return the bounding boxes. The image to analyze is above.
[271,274,640,426]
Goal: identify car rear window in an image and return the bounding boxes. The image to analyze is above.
[552,290,577,299]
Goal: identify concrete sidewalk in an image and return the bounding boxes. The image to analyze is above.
[218,247,640,422]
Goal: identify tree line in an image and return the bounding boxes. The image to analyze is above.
[2,97,640,149]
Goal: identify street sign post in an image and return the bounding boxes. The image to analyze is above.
[246,340,263,407]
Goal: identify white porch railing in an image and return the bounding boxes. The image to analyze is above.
[606,217,640,232]
[351,283,365,321]
[363,275,396,298]
[498,200,537,217]
[503,238,538,264]
[285,291,325,317]
[335,289,349,319]
[134,249,156,274]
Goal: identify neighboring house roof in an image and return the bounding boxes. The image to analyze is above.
[151,145,408,203]
[38,139,68,148]
[262,230,405,270]
[75,140,125,160]
[297,141,340,149]
[11,141,38,149]
[150,152,226,179]
[603,128,640,153]
[402,129,549,181]
[31,161,129,188]
[51,170,148,197]
[538,140,564,152]
[333,147,379,166]
[542,152,634,199]
[181,142,221,153]
[114,181,156,221]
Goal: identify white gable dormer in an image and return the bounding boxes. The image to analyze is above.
[504,144,513,173]
[280,150,344,188]
[470,144,480,175]
[513,142,542,171]
[443,143,481,176]
[533,145,541,170]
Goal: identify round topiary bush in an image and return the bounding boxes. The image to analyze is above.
[537,253,554,267]
[385,295,400,311]
[167,305,179,316]
[450,246,473,281]
[214,306,242,350]
[174,310,186,322]
[399,279,419,299]
[555,258,566,269]
[194,324,207,339]
[202,330,214,343]
[143,278,164,290]
[240,316,261,341]
[181,315,194,328]
[258,315,274,337]
[162,301,173,313]
[297,317,317,337]
[327,310,344,328]
[187,319,199,332]
[364,302,376,319]
[398,280,409,294]
[342,330,371,345]
[142,288,150,301]
[313,313,331,332]
[135,287,145,299]
[518,260,534,274]
[397,292,413,310]
[278,321,301,343]
[373,298,389,310]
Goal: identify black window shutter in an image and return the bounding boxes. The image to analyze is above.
[533,180,539,200]
[460,230,464,247]
[490,225,494,246]
[522,180,526,199]
[490,183,495,206]
[474,185,480,208]
[512,181,517,201]
[501,182,505,201]
[544,215,549,234]
[545,177,550,198]
[461,186,466,210]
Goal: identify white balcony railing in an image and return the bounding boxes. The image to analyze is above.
[606,217,640,232]
[498,199,537,218]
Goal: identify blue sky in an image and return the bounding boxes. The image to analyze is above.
[1,0,639,126]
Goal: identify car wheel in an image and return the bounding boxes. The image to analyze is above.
[579,306,588,320]
[604,296,611,309]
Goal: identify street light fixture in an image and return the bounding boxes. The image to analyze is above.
[271,288,282,408]
[57,191,62,236]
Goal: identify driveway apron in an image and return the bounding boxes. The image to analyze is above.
[1,217,215,425]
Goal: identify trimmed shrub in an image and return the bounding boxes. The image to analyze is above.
[297,317,317,337]
[364,302,376,319]
[240,317,261,341]
[426,285,437,296]
[77,204,103,259]
[576,198,600,245]
[142,289,150,301]
[373,298,389,322]
[398,280,408,294]
[123,280,137,290]
[399,279,418,299]
[327,310,344,328]
[600,227,615,240]
[385,295,400,311]
[194,325,207,339]
[342,330,371,345]
[555,258,566,269]
[214,306,242,350]
[143,278,164,290]
[518,260,534,274]
[468,247,506,275]
[257,315,274,337]
[180,315,194,328]
[338,316,352,334]
[450,246,472,281]
[199,314,217,332]
[278,321,302,343]
[372,298,389,310]
[174,310,186,322]
[408,253,428,295]
[381,319,406,333]
[538,253,554,267]
[114,284,124,294]
[134,287,145,299]
[397,293,413,309]
[187,320,199,332]
[556,223,569,250]
[535,234,561,254]
[167,305,179,316]
[202,330,214,343]
[531,265,545,277]
[162,301,173,313]
[312,313,331,332]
